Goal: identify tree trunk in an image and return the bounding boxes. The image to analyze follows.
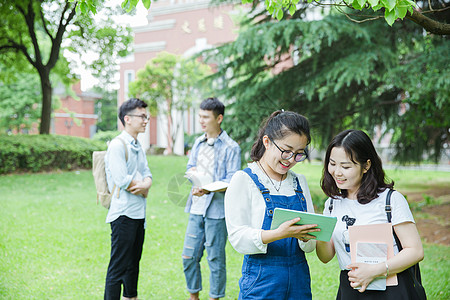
[38,68,52,134]
[166,98,173,154]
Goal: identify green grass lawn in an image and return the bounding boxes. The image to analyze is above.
[0,156,448,299]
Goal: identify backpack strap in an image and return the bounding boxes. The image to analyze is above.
[385,189,402,250]
[112,137,129,198]
[116,137,129,161]
[385,189,394,223]
[329,198,334,214]
[386,189,425,291]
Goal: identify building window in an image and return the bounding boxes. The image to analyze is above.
[124,70,135,100]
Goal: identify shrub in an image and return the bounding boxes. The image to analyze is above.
[0,134,107,174]
[92,130,121,143]
[184,132,202,154]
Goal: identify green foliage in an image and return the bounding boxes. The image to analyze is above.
[67,3,133,86]
[92,130,121,143]
[386,38,450,163]
[75,0,152,14]
[0,0,132,134]
[205,11,449,163]
[92,88,120,132]
[75,0,448,35]
[129,52,211,152]
[253,0,416,25]
[0,134,106,174]
[120,0,151,12]
[0,73,42,133]
[129,52,212,114]
[184,132,203,152]
[409,194,440,212]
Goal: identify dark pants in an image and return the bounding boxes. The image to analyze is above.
[337,269,423,300]
[104,216,145,300]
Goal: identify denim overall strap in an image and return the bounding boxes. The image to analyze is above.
[294,176,308,212]
[238,168,312,299]
[242,168,305,255]
[242,168,275,227]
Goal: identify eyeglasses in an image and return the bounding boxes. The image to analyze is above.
[270,138,308,162]
[127,114,150,121]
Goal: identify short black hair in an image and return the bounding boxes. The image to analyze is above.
[199,97,225,117]
[321,129,394,204]
[118,98,148,126]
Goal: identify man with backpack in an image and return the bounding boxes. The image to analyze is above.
[104,98,153,300]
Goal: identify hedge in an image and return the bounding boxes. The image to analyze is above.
[91,130,121,143]
[0,134,107,174]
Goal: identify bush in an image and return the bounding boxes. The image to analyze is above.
[184,132,202,154]
[0,134,107,174]
[92,130,121,143]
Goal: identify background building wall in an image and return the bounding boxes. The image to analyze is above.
[53,82,99,138]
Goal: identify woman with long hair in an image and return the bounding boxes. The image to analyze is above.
[316,129,424,299]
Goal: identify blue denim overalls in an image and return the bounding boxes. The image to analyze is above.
[238,168,312,300]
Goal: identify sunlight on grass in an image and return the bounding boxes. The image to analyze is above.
[0,156,448,299]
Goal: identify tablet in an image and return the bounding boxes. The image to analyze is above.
[270,208,337,242]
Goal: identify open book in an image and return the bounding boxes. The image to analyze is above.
[355,242,388,290]
[184,170,228,192]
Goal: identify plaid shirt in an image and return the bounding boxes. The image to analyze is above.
[185,130,241,218]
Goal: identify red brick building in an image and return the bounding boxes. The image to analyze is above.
[53,82,99,138]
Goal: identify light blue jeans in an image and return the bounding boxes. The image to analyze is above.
[182,214,227,298]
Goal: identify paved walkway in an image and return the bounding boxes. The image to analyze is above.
[384,164,450,172]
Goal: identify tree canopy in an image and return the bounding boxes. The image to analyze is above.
[0,72,42,133]
[0,0,132,134]
[72,0,449,163]
[252,0,450,35]
[204,8,449,163]
[93,87,119,132]
[76,0,449,35]
[129,52,211,154]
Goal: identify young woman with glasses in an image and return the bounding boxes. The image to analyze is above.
[225,110,319,300]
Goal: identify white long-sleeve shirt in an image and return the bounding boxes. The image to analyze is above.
[224,162,316,255]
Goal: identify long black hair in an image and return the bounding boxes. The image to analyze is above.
[321,129,394,204]
[250,110,311,161]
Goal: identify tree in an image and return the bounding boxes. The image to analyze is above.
[93,87,119,132]
[0,0,132,134]
[76,0,450,35]
[384,38,449,162]
[129,52,211,154]
[250,0,450,35]
[0,73,42,133]
[204,10,449,162]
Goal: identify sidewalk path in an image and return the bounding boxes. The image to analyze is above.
[384,164,450,172]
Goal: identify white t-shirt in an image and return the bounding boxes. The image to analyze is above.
[190,142,215,215]
[322,189,415,270]
[225,162,316,255]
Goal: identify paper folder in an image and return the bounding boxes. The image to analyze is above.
[348,223,398,286]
